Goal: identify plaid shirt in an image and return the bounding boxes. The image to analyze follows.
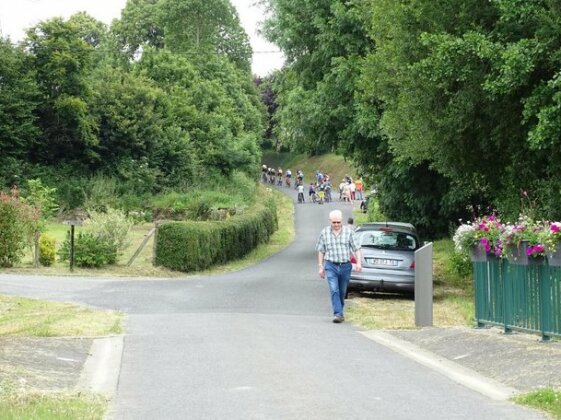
[315,225,361,263]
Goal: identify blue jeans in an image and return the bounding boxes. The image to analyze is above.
[324,261,352,317]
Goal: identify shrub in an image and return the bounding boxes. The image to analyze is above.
[0,188,37,267]
[82,175,119,212]
[39,234,56,266]
[58,232,117,268]
[85,208,133,255]
[21,178,59,220]
[154,198,277,272]
[448,251,472,280]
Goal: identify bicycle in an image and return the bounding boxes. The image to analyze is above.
[285,177,291,188]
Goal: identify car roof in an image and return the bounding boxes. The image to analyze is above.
[356,222,417,235]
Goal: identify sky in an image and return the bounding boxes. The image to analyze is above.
[0,0,284,76]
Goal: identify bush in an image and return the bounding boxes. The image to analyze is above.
[448,251,472,280]
[366,196,385,222]
[85,208,133,255]
[39,234,56,266]
[58,232,117,268]
[154,198,277,272]
[0,188,37,267]
[82,175,119,212]
[21,178,59,220]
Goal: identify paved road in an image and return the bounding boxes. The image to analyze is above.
[0,189,547,419]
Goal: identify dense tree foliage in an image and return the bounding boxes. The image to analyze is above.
[264,0,561,237]
[0,39,39,163]
[0,0,265,207]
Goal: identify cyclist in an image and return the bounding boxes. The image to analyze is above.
[317,184,325,204]
[325,181,332,202]
[309,183,317,203]
[296,170,304,186]
[297,183,305,203]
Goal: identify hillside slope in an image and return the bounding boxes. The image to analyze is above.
[261,151,362,188]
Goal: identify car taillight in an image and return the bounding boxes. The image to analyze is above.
[410,261,415,269]
[350,255,357,264]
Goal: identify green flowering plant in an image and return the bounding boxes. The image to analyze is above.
[453,215,503,256]
[538,221,561,254]
[500,216,545,258]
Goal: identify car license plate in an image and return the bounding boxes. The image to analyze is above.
[370,258,398,266]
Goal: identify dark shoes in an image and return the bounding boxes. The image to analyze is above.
[333,315,345,323]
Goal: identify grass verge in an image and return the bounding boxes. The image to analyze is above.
[0,295,122,416]
[0,391,107,420]
[0,295,122,337]
[514,388,561,419]
[346,238,474,330]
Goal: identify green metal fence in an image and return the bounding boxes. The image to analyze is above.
[473,257,561,340]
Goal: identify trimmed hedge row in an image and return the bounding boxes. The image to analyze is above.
[153,199,278,272]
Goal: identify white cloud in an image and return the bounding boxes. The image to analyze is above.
[0,0,283,76]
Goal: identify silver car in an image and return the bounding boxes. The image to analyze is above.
[350,222,420,294]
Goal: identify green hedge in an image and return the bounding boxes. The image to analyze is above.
[154,199,278,272]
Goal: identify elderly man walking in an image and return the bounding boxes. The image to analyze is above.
[316,210,362,323]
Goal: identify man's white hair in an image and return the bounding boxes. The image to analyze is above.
[329,210,343,221]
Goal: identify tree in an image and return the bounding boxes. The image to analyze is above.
[263,0,374,153]
[111,0,164,59]
[158,0,252,72]
[0,39,39,163]
[25,15,101,164]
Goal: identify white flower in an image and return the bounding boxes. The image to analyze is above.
[453,223,476,252]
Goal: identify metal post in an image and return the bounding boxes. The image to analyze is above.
[70,225,75,272]
[540,264,551,341]
[415,242,433,327]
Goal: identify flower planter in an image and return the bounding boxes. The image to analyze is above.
[470,245,485,262]
[506,240,529,265]
[470,244,494,262]
[528,256,545,266]
[547,245,561,267]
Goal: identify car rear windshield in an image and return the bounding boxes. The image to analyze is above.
[358,230,418,251]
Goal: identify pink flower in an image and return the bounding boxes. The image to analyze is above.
[480,237,491,253]
[534,244,545,253]
[526,244,545,256]
[551,223,560,233]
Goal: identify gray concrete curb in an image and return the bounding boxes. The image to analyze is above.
[76,335,123,396]
[360,330,519,401]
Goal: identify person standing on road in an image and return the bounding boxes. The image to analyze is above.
[316,210,362,323]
